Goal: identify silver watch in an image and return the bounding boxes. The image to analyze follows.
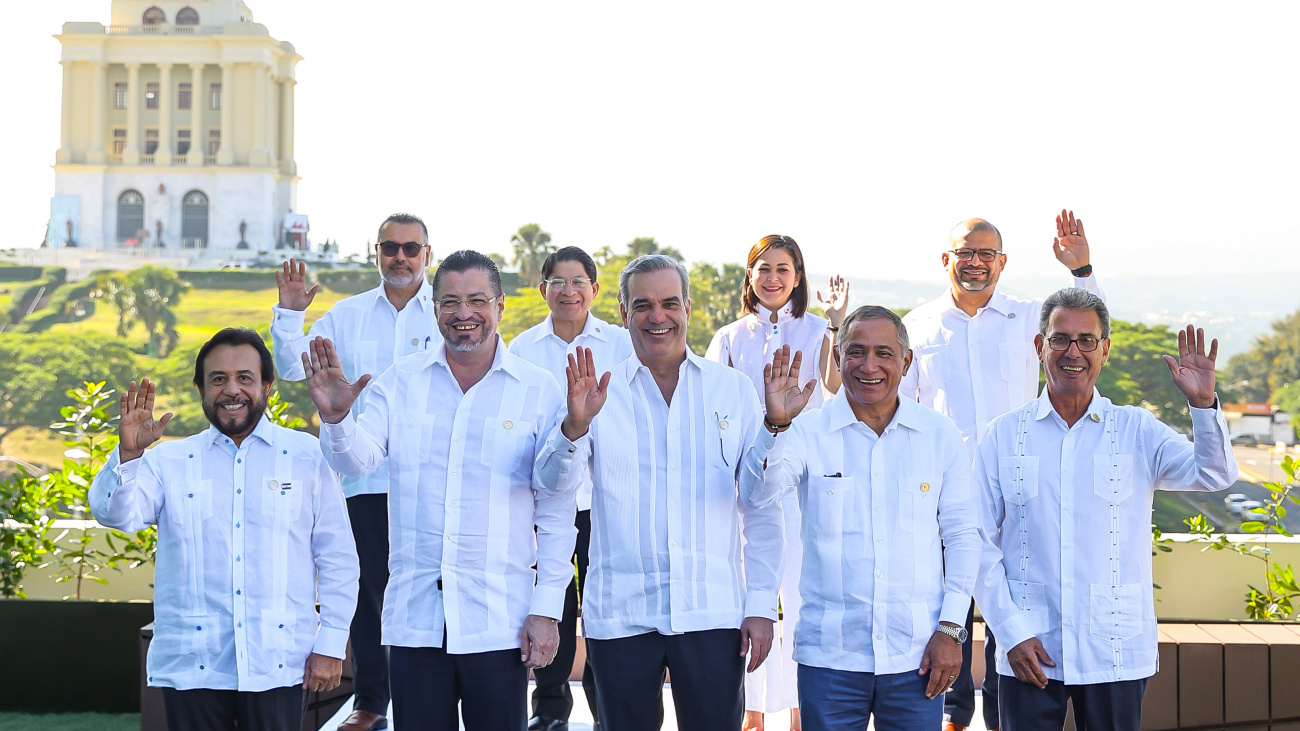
[936,624,969,643]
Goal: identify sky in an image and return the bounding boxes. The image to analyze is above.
[2,0,1297,288]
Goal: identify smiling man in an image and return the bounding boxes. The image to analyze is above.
[302,250,576,730]
[738,306,981,731]
[88,328,359,731]
[972,288,1238,731]
[536,254,784,730]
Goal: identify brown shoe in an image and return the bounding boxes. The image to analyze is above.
[942,724,968,731]
[338,709,388,731]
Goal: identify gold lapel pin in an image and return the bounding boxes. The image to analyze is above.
[920,482,931,493]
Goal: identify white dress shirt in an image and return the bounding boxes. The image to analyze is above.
[321,337,575,654]
[88,418,359,692]
[900,276,1104,456]
[706,304,830,408]
[509,313,634,511]
[271,278,442,498]
[536,351,784,640]
[740,393,982,674]
[973,389,1238,684]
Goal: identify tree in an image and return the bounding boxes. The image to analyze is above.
[510,224,555,286]
[1097,321,1192,431]
[686,262,747,355]
[1224,310,1300,404]
[101,265,191,357]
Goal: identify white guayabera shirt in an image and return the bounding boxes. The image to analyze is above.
[536,351,784,640]
[321,337,576,654]
[508,313,634,511]
[900,275,1104,457]
[271,277,442,498]
[739,392,982,674]
[88,418,360,692]
[974,389,1237,684]
[706,303,831,408]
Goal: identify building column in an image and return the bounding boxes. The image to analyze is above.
[249,63,270,167]
[216,62,234,165]
[265,72,278,167]
[280,77,295,175]
[56,61,73,163]
[123,62,141,165]
[188,63,205,165]
[87,61,107,163]
[156,63,173,165]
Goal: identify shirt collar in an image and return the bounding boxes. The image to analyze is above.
[945,289,1014,317]
[825,389,925,434]
[1034,386,1106,422]
[623,348,703,384]
[428,334,528,382]
[204,415,275,449]
[534,313,611,344]
[373,276,435,312]
[755,302,796,325]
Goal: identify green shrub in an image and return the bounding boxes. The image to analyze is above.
[0,266,44,282]
[18,277,104,332]
[176,269,279,290]
[316,269,381,295]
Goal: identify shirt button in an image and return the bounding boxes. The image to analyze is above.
[671,541,679,548]
[237,589,241,595]
[827,490,834,496]
[876,572,883,578]
[236,522,240,528]
[412,338,419,346]
[237,622,242,628]
[875,634,884,640]
[237,489,241,494]
[875,507,881,512]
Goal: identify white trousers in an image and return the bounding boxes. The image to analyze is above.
[745,491,803,713]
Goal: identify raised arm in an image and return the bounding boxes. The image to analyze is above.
[739,345,814,509]
[271,259,327,381]
[1153,325,1238,491]
[1052,209,1105,301]
[534,346,605,498]
[306,337,388,476]
[89,379,172,531]
[815,275,849,393]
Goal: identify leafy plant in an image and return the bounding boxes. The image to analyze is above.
[0,467,56,598]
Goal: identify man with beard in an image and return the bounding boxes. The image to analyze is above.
[302,250,576,730]
[271,213,440,731]
[89,327,359,731]
[900,212,1104,731]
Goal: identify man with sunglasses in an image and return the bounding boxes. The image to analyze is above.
[509,246,633,731]
[271,213,440,731]
[899,212,1104,731]
[972,289,1236,730]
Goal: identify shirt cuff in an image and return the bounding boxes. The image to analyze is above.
[744,589,780,622]
[1189,398,1222,428]
[270,304,307,331]
[991,613,1037,653]
[312,625,350,660]
[764,429,788,465]
[1072,274,1094,287]
[940,592,972,627]
[114,453,140,482]
[320,417,356,450]
[529,584,567,620]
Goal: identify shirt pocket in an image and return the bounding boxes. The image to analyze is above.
[913,344,948,386]
[808,475,852,538]
[897,472,940,533]
[999,341,1036,394]
[480,417,535,474]
[1089,582,1144,642]
[348,340,379,380]
[183,612,216,659]
[710,416,743,475]
[257,473,304,521]
[394,414,437,468]
[166,482,214,526]
[1007,579,1050,637]
[260,609,298,666]
[1093,453,1135,504]
[998,456,1040,505]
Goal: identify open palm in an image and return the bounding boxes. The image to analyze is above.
[302,337,370,424]
[1163,325,1218,409]
[119,378,172,462]
[276,258,319,311]
[1052,209,1091,271]
[816,276,851,327]
[763,345,817,425]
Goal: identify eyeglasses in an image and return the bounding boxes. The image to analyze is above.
[1046,334,1102,352]
[377,241,428,259]
[437,295,500,313]
[950,248,1002,262]
[544,277,592,291]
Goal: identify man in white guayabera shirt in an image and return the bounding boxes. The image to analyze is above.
[739,306,981,731]
[536,254,783,730]
[973,288,1237,731]
[89,328,359,731]
[900,211,1104,731]
[302,250,575,731]
[271,212,440,731]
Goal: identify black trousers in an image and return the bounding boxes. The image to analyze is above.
[999,675,1149,731]
[162,684,303,731]
[390,644,528,730]
[944,601,1000,728]
[348,493,391,715]
[587,628,744,731]
[531,509,598,723]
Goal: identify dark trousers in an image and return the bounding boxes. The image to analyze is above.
[945,601,1000,728]
[348,493,391,715]
[797,665,942,731]
[999,675,1149,731]
[162,684,303,731]
[586,628,744,731]
[390,644,528,730]
[531,509,598,722]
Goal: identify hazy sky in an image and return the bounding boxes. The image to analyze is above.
[3,1,1296,287]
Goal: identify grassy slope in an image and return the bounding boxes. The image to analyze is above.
[0,713,137,731]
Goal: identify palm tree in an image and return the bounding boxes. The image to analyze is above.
[104,265,191,357]
[510,224,555,285]
[626,237,685,262]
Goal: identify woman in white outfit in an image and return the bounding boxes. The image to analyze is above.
[706,234,849,731]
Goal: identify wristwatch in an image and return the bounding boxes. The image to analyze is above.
[936,624,969,644]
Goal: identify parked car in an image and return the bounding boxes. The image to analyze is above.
[1240,500,1265,517]
[1224,493,1248,515]
[1231,434,1257,446]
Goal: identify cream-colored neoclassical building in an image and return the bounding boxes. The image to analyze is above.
[52,0,303,252]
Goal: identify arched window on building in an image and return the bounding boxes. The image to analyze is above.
[116,190,145,244]
[182,190,209,248]
[176,7,200,25]
[142,7,166,24]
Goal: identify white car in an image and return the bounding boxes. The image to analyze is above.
[1224,493,1248,515]
[1240,500,1265,517]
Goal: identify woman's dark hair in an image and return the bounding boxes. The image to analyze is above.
[193,327,274,389]
[740,234,808,318]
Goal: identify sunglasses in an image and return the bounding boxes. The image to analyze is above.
[377,241,428,258]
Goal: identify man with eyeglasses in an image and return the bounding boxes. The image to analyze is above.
[972,288,1236,730]
[271,212,440,731]
[900,212,1104,731]
[509,246,633,731]
[302,250,577,730]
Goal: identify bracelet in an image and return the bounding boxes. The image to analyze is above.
[764,416,791,434]
[827,325,839,333]
[1071,263,1093,278]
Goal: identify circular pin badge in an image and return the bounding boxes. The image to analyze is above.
[1091,413,1102,422]
[504,420,514,430]
[268,479,279,490]
[720,420,730,430]
[411,338,419,346]
[1008,313,1017,319]
[921,482,931,493]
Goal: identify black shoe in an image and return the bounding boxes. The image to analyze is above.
[527,717,569,731]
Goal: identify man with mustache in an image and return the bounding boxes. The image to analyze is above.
[89,327,359,731]
[271,213,441,731]
[303,250,576,730]
[973,290,1236,730]
[536,254,783,730]
[900,212,1103,731]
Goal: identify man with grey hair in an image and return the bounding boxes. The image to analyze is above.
[901,212,1105,731]
[737,305,981,730]
[536,254,784,729]
[973,288,1237,730]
